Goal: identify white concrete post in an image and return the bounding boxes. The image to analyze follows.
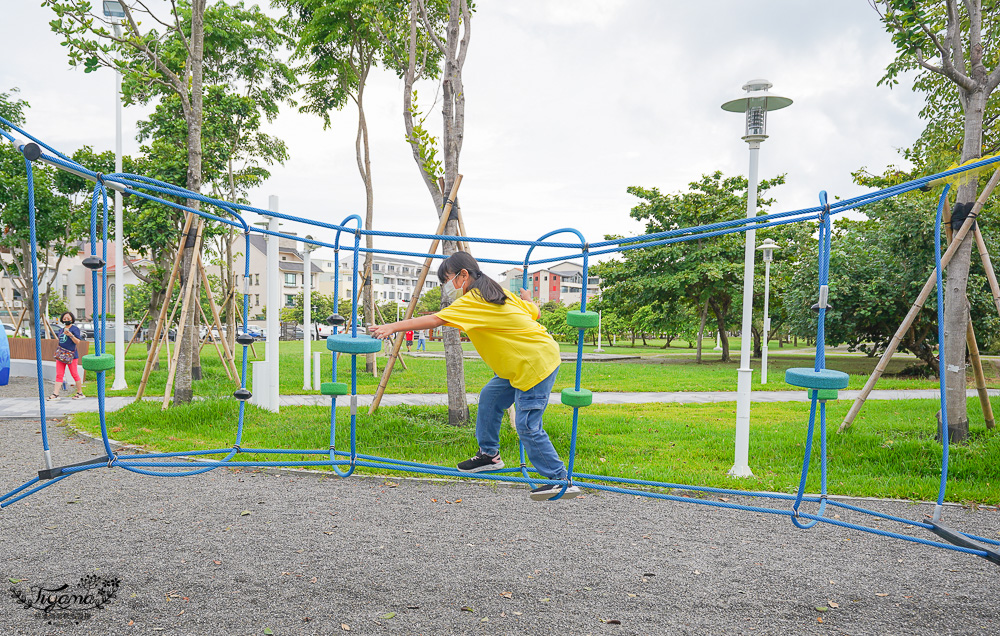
[313,351,322,390]
[265,197,280,413]
[111,18,127,390]
[730,141,761,478]
[303,241,312,390]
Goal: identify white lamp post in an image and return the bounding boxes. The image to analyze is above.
[721,79,792,478]
[104,1,128,390]
[302,235,314,390]
[756,238,781,385]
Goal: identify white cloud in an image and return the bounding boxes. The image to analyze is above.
[0,0,928,276]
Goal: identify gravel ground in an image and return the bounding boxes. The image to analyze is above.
[1,379,999,635]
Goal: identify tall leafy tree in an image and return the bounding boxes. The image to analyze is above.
[45,0,294,402]
[0,90,91,334]
[278,0,412,374]
[874,0,1000,440]
[598,172,788,363]
[381,0,470,425]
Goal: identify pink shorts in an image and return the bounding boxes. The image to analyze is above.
[56,358,81,383]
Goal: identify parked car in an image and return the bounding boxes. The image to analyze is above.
[245,325,265,340]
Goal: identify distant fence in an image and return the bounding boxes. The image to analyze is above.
[8,338,89,361]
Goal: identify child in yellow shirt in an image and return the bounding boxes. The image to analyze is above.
[369,252,580,501]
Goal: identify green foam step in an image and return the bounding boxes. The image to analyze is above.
[321,382,350,396]
[561,388,593,408]
[566,311,599,329]
[808,388,840,401]
[326,334,383,354]
[784,367,849,390]
[80,354,115,372]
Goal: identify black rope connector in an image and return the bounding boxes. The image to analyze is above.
[95,173,106,186]
[17,140,41,162]
[233,388,252,401]
[951,201,976,231]
[82,255,106,270]
[232,444,242,453]
[327,314,346,326]
[582,243,589,253]
[235,333,255,346]
[810,302,833,313]
[107,453,118,468]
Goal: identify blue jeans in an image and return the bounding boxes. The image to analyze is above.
[475,368,566,480]
[416,339,426,351]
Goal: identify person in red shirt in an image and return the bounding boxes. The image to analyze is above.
[405,329,414,352]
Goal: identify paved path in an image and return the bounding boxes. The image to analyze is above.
[2,386,994,420]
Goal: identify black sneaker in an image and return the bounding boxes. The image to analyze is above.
[457,450,505,473]
[529,484,582,501]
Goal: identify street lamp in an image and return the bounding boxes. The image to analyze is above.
[721,79,792,478]
[104,0,128,390]
[302,235,315,390]
[593,286,604,353]
[756,238,781,385]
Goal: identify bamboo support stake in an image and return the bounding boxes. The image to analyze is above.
[839,168,1000,432]
[123,309,150,356]
[974,224,1000,318]
[374,302,407,371]
[946,205,994,428]
[198,301,232,380]
[198,254,239,379]
[369,176,463,414]
[13,308,26,334]
[0,288,16,325]
[162,216,207,409]
[439,176,468,253]
[967,319,994,428]
[135,212,194,400]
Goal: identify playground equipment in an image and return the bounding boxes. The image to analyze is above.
[0,116,997,566]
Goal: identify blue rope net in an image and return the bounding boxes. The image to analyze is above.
[1,117,997,565]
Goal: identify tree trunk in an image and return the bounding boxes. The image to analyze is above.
[695,297,709,363]
[944,87,987,442]
[751,324,762,358]
[403,0,472,426]
[174,0,206,404]
[709,298,731,362]
[355,64,377,375]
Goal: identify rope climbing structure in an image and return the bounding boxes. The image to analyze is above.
[0,115,997,566]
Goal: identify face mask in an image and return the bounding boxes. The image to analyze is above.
[62,320,72,325]
[443,274,465,303]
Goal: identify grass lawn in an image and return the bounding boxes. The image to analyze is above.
[70,395,1000,505]
[83,340,999,399]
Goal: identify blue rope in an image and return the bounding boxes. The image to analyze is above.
[6,120,999,565]
[934,187,952,509]
[24,159,49,453]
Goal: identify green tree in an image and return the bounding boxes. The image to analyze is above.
[45,0,294,403]
[597,172,788,362]
[784,193,1000,373]
[874,0,1000,440]
[0,90,92,335]
[415,284,442,315]
[279,0,413,374]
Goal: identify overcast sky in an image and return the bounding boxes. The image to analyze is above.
[1,1,925,275]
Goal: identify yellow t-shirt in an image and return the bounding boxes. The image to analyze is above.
[435,289,560,391]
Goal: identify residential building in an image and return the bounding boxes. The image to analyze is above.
[232,232,324,321]
[312,253,439,307]
[499,261,600,306]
